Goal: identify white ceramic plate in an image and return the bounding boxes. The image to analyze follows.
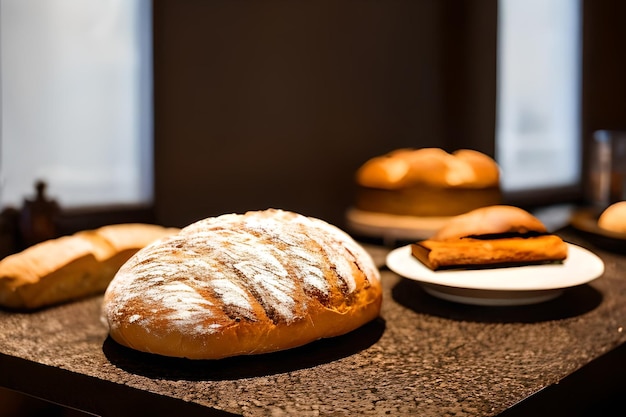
[386,243,605,306]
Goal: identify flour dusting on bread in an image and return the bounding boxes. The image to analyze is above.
[103,209,382,359]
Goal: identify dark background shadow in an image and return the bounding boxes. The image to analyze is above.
[391,278,603,323]
[103,316,385,381]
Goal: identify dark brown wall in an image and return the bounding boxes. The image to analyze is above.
[152,0,497,228]
[580,0,626,200]
[582,0,626,134]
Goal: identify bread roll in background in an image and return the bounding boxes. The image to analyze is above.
[0,224,179,310]
[103,209,382,360]
[352,148,501,218]
[356,147,500,190]
[598,201,626,233]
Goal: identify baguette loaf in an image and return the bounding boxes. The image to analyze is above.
[411,205,569,270]
[103,209,382,360]
[0,223,179,310]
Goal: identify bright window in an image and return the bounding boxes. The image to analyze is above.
[496,0,582,192]
[0,0,153,208]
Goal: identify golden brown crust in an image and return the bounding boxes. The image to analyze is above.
[411,205,568,270]
[354,186,502,217]
[432,205,547,241]
[111,281,382,359]
[354,148,501,218]
[356,148,500,190]
[103,209,382,360]
[412,235,569,270]
[452,149,500,188]
[598,201,626,233]
[0,224,179,310]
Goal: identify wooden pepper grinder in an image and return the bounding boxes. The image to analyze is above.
[19,180,61,249]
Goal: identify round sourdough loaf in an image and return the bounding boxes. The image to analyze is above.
[103,209,382,359]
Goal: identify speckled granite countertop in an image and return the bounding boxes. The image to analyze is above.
[1,229,626,416]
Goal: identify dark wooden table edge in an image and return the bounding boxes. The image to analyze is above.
[0,353,238,416]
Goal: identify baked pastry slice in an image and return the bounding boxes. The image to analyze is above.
[103,209,382,360]
[411,205,569,270]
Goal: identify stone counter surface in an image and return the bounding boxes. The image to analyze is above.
[1,230,626,416]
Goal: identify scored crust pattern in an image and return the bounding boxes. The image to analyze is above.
[104,209,381,341]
